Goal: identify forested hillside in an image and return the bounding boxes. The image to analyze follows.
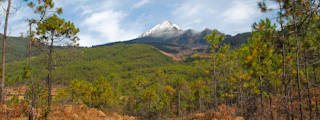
[4,43,212,119]
[0,34,41,63]
[5,44,182,84]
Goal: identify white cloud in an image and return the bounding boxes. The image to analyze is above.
[53,0,88,7]
[80,10,141,47]
[172,0,217,30]
[172,0,268,35]
[221,0,261,24]
[54,0,118,16]
[131,0,150,9]
[77,34,102,47]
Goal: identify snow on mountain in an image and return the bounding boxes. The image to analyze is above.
[138,20,184,38]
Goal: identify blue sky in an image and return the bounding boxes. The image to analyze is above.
[1,0,277,47]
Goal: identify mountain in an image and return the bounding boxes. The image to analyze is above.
[94,20,250,58]
[138,20,183,38]
[133,20,223,48]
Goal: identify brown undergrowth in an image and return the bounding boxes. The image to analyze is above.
[0,102,136,120]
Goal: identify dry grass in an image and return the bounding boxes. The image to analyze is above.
[0,102,136,120]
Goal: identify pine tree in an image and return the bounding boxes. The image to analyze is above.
[205,31,225,108]
[36,14,79,106]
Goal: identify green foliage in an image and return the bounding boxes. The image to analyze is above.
[24,0,62,15]
[25,79,48,107]
[61,77,116,109]
[8,94,19,107]
[36,14,80,45]
[205,30,225,50]
[5,44,185,85]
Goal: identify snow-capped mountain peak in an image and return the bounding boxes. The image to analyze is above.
[138,20,182,38]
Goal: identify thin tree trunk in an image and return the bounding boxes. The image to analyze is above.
[269,96,274,120]
[285,83,290,120]
[199,89,201,113]
[290,75,295,120]
[223,68,227,107]
[304,49,312,119]
[112,78,114,94]
[158,81,161,119]
[313,67,319,118]
[240,76,243,117]
[279,3,290,119]
[149,98,151,118]
[29,21,35,120]
[177,90,180,116]
[47,31,54,106]
[1,0,11,104]
[89,92,91,107]
[258,53,265,118]
[294,16,304,120]
[170,77,173,111]
[213,58,217,108]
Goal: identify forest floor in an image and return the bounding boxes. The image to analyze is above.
[0,103,246,120]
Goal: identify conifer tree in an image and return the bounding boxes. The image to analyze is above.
[36,14,79,106]
[24,0,63,118]
[205,31,225,108]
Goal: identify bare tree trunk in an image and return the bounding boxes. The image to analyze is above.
[29,21,35,120]
[1,0,11,104]
[89,92,91,107]
[112,78,114,94]
[289,75,295,120]
[240,76,243,117]
[158,81,161,119]
[213,58,217,108]
[294,16,304,120]
[285,83,290,120]
[47,31,54,106]
[223,68,227,107]
[170,77,173,111]
[258,53,265,118]
[199,89,201,113]
[269,96,274,120]
[278,3,290,119]
[149,98,151,118]
[177,90,180,117]
[313,67,319,118]
[304,49,313,119]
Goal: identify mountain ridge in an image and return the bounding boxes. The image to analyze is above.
[138,20,182,38]
[94,20,250,58]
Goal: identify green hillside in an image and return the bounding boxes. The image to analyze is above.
[222,32,251,48]
[0,35,39,63]
[5,44,206,86]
